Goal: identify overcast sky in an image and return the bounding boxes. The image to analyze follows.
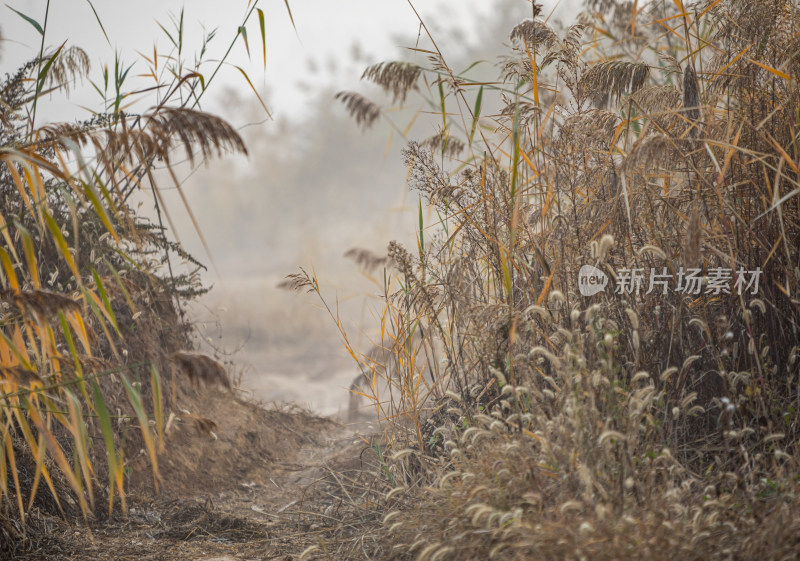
[1,0,514,122]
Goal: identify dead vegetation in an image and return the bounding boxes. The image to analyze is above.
[0,3,265,558]
[302,0,800,558]
[3,0,800,559]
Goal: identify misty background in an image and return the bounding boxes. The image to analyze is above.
[1,0,571,416]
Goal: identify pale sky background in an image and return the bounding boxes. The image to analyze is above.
[1,0,578,415]
[1,0,511,121]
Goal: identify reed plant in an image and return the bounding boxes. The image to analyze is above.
[295,0,800,557]
[0,1,270,549]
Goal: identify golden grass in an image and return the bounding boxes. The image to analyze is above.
[0,1,263,547]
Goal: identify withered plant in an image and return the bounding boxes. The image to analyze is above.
[0,2,272,552]
[292,0,800,558]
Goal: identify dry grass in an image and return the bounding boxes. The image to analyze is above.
[3,0,798,558]
[0,3,263,555]
[299,0,800,558]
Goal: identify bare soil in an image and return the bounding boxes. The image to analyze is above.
[12,389,385,561]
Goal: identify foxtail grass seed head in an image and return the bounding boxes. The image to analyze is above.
[598,235,615,262]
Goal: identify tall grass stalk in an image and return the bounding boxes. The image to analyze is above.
[0,1,271,530]
[302,0,800,557]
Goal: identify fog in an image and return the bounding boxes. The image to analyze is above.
[2,0,569,416]
[163,85,418,416]
[165,1,544,416]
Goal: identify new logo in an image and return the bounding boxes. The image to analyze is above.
[578,265,608,296]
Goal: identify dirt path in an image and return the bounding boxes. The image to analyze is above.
[23,391,385,561]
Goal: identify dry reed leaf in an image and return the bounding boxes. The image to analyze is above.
[41,46,90,94]
[344,247,389,273]
[276,270,316,292]
[509,18,557,50]
[361,62,421,104]
[581,61,650,107]
[387,241,415,279]
[562,109,621,147]
[39,107,247,167]
[143,107,248,165]
[683,63,701,135]
[630,85,681,115]
[421,130,466,159]
[335,91,381,129]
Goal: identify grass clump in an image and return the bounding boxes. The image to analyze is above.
[0,3,264,554]
[297,0,800,558]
